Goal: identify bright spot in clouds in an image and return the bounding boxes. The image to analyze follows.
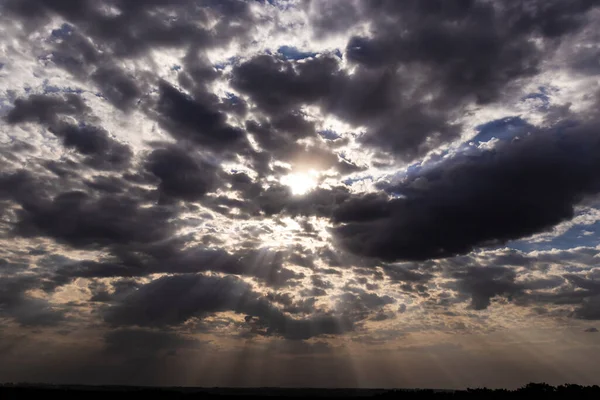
[281,171,318,195]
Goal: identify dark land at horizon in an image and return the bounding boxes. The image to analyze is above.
[2,383,600,399]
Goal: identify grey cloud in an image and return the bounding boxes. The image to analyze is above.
[5,0,257,114]
[341,0,595,102]
[429,249,600,313]
[231,54,339,116]
[333,119,600,262]
[105,273,353,340]
[233,1,599,162]
[574,295,600,320]
[14,189,175,249]
[6,94,132,170]
[152,81,248,152]
[0,276,65,327]
[5,93,88,125]
[336,288,395,321]
[145,146,220,202]
[56,243,304,289]
[232,53,459,161]
[49,122,132,170]
[451,266,522,310]
[382,264,434,284]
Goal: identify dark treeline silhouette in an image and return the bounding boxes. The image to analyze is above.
[2,383,600,399]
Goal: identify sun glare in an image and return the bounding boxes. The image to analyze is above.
[281,171,318,195]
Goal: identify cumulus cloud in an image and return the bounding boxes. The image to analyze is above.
[333,118,600,261]
[105,273,353,340]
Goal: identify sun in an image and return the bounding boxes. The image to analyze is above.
[281,171,318,195]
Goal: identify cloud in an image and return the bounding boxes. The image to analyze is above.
[574,295,600,320]
[0,276,65,327]
[57,244,304,289]
[333,117,600,261]
[50,122,132,170]
[105,273,353,340]
[151,81,248,152]
[382,264,433,284]
[5,93,88,125]
[145,145,220,202]
[5,93,132,170]
[14,189,174,249]
[231,52,461,161]
[451,266,522,310]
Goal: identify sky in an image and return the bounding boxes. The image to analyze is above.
[1,0,600,390]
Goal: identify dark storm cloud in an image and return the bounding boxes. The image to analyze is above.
[5,0,256,113]
[338,288,395,316]
[450,266,522,310]
[56,242,303,289]
[105,273,353,340]
[231,57,367,173]
[5,93,88,125]
[6,94,132,170]
[91,66,142,110]
[104,328,203,357]
[5,0,254,57]
[50,123,133,170]
[231,54,339,116]
[231,51,462,161]
[333,118,600,262]
[382,264,433,284]
[343,1,542,102]
[152,82,248,152]
[311,275,333,290]
[14,189,175,249]
[332,286,396,324]
[575,296,600,320]
[230,1,599,161]
[0,139,149,245]
[327,0,595,100]
[145,146,220,202]
[556,275,600,320]
[44,27,144,110]
[84,175,130,194]
[425,248,600,312]
[0,276,65,326]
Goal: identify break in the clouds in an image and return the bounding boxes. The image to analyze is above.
[1,0,600,389]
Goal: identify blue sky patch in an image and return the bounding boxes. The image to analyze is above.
[472,116,530,143]
[508,217,600,252]
[318,129,341,140]
[277,46,318,61]
[521,86,552,110]
[50,23,74,40]
[214,56,239,71]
